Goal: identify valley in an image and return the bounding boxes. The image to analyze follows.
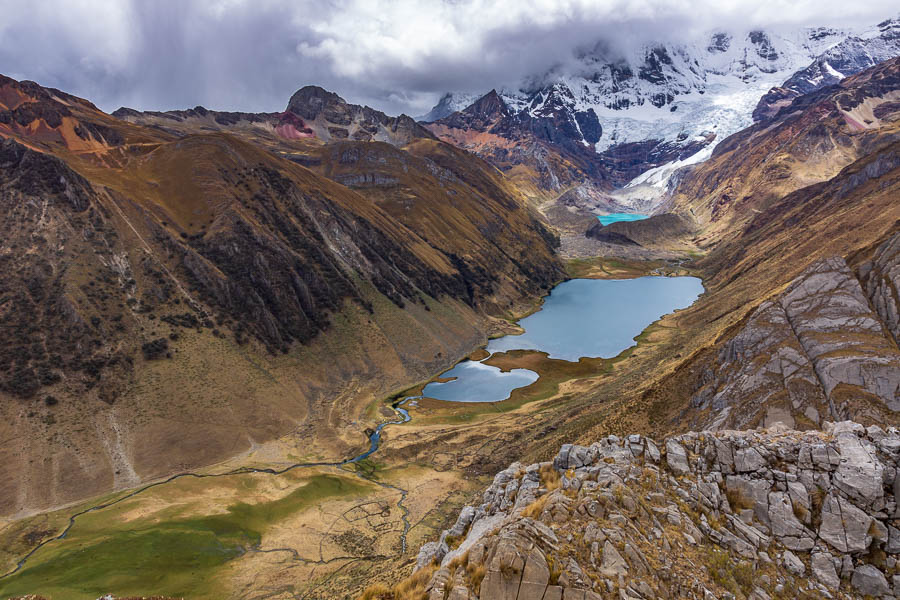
[0,258,700,599]
[1,11,900,600]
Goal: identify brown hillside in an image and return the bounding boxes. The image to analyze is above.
[0,74,563,517]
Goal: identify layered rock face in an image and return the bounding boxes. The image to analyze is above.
[861,232,900,347]
[692,246,900,431]
[410,422,900,600]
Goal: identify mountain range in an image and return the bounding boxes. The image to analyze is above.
[420,16,900,208]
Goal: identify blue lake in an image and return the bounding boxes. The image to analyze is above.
[419,360,539,403]
[597,213,649,225]
[418,276,704,402]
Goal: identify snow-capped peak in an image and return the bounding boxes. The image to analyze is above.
[422,17,900,200]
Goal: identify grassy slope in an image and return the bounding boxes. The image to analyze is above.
[0,473,370,599]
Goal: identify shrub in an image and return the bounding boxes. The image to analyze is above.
[141,338,169,360]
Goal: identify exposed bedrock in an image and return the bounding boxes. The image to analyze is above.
[412,422,900,600]
[693,241,900,431]
[860,232,900,347]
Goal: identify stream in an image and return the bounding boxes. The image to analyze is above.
[0,401,414,580]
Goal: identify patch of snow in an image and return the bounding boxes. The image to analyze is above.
[626,144,715,189]
[823,61,845,79]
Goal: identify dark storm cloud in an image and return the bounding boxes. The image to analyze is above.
[0,0,896,117]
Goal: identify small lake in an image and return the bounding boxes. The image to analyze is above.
[419,360,539,403]
[418,277,703,403]
[597,213,649,225]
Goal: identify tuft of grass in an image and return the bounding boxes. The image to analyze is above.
[640,467,659,491]
[499,561,520,579]
[521,494,550,520]
[547,553,562,585]
[705,548,755,596]
[360,583,392,600]
[613,484,626,505]
[392,564,437,600]
[791,501,809,523]
[733,560,755,592]
[809,487,825,527]
[365,564,439,600]
[540,464,561,491]
[447,551,468,571]
[724,487,753,512]
[466,562,486,595]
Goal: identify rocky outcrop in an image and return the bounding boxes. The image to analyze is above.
[692,250,900,431]
[860,232,900,347]
[410,422,900,600]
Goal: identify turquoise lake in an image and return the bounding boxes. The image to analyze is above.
[419,276,704,403]
[597,213,649,225]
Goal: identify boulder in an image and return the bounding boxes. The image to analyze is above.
[517,546,550,600]
[539,586,562,600]
[818,493,873,553]
[480,539,526,600]
[782,550,805,576]
[448,506,476,537]
[766,491,815,550]
[666,440,691,475]
[851,564,890,597]
[417,540,448,570]
[833,432,884,507]
[811,551,840,590]
[735,447,767,473]
[600,540,628,577]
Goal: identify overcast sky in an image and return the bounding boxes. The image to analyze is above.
[0,0,896,117]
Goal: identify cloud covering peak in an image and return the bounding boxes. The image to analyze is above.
[0,0,896,116]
